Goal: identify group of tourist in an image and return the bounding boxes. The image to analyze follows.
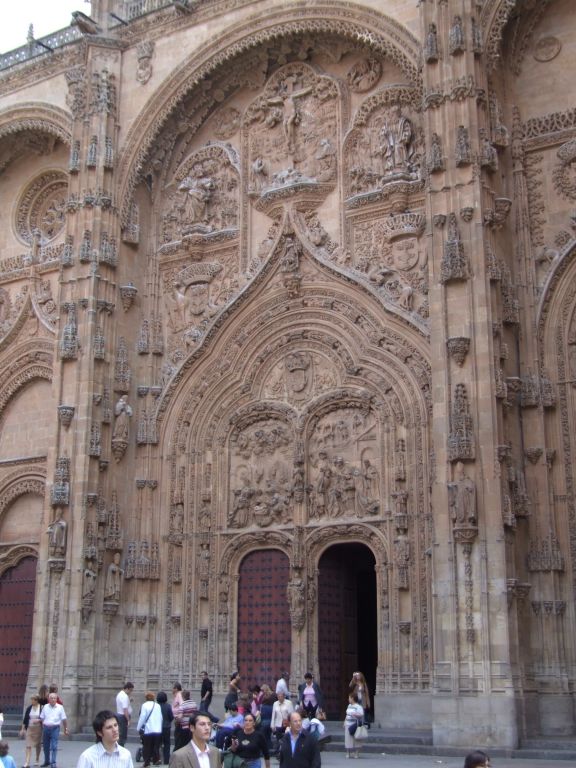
[0,672,491,768]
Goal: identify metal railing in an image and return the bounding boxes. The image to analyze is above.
[0,26,83,72]
[0,0,204,72]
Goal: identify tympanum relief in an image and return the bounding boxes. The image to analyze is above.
[227,405,381,530]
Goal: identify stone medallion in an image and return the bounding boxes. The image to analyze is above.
[15,170,68,245]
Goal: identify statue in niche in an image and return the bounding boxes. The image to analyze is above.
[448,462,477,526]
[104,552,123,602]
[47,508,67,556]
[178,163,215,226]
[377,106,415,175]
[82,561,97,600]
[287,574,305,630]
[113,396,133,442]
[394,535,410,589]
[361,459,379,498]
[229,483,254,528]
[165,282,190,332]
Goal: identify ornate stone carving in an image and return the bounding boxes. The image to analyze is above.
[119,282,138,311]
[428,132,445,173]
[245,62,339,206]
[455,125,472,167]
[163,143,239,239]
[15,170,67,246]
[104,552,123,603]
[112,396,133,462]
[137,40,155,85]
[114,337,131,393]
[440,214,468,283]
[449,16,465,55]
[424,24,439,63]
[448,463,477,530]
[287,573,305,631]
[346,58,382,92]
[60,303,78,360]
[344,92,422,201]
[47,507,67,556]
[448,384,475,461]
[447,337,470,366]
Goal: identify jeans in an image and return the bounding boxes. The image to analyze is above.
[42,726,60,767]
[117,714,129,747]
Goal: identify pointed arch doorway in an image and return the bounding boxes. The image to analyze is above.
[318,543,377,719]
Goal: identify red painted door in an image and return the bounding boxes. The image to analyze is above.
[0,556,37,712]
[237,549,291,691]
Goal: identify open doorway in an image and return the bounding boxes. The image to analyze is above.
[318,543,377,718]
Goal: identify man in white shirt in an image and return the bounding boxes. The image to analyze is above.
[115,683,134,747]
[76,711,133,768]
[275,673,290,699]
[169,713,221,768]
[40,693,68,768]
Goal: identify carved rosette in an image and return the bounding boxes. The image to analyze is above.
[15,170,68,246]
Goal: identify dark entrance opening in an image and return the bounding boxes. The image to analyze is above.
[0,556,37,712]
[318,543,377,719]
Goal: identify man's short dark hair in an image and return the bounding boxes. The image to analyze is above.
[464,751,489,768]
[93,710,118,742]
[304,673,313,680]
[189,712,212,729]
[124,682,134,690]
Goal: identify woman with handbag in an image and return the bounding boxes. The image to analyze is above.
[349,672,371,723]
[344,693,364,759]
[137,692,163,767]
[227,713,270,768]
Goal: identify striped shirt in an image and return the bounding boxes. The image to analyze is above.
[76,742,134,768]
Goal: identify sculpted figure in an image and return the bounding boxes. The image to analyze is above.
[178,164,215,225]
[267,75,313,154]
[104,552,123,602]
[113,396,133,442]
[448,462,477,525]
[47,508,67,556]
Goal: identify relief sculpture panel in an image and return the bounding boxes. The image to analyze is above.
[244,62,339,208]
[228,418,295,529]
[307,406,380,520]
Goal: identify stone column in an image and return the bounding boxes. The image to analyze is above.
[423,0,518,747]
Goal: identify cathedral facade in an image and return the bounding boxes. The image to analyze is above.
[0,0,575,748]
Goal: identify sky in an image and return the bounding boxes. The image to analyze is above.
[1,0,91,54]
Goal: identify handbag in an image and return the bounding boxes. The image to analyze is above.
[139,702,155,737]
[135,746,144,763]
[354,724,369,740]
[348,721,358,737]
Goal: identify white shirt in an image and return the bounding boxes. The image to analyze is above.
[190,740,211,768]
[137,702,163,734]
[270,699,293,730]
[275,678,290,698]
[40,703,67,727]
[76,741,134,768]
[116,691,132,718]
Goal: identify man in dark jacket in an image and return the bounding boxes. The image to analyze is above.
[278,712,321,768]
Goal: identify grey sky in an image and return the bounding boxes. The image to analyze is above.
[1,0,90,53]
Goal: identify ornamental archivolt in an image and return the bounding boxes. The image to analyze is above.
[552,138,576,201]
[15,170,68,245]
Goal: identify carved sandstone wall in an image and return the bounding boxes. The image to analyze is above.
[0,0,574,747]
